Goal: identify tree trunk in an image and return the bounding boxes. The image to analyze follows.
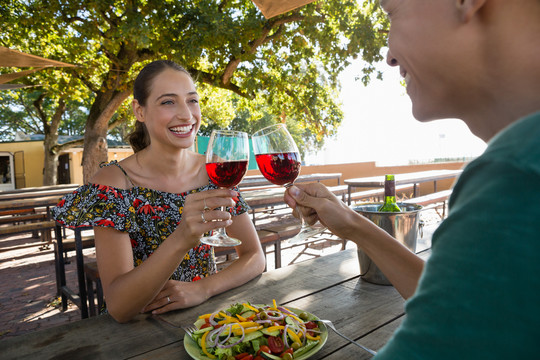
[41,98,64,186]
[43,141,59,186]
[82,89,131,183]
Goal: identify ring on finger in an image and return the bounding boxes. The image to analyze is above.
[201,211,208,223]
[203,198,210,211]
[167,296,171,304]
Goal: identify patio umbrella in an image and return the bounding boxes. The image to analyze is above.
[0,46,75,89]
[251,0,317,18]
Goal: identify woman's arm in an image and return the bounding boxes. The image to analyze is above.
[95,188,237,323]
[145,211,266,314]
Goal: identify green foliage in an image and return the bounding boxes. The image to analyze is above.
[1,0,388,153]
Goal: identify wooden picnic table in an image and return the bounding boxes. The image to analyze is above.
[0,184,78,196]
[1,248,432,359]
[0,194,63,214]
[345,169,463,205]
[0,186,78,202]
[239,172,342,188]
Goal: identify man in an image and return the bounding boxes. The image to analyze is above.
[284,0,540,357]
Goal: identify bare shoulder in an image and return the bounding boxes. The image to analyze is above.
[89,158,134,189]
[191,151,209,182]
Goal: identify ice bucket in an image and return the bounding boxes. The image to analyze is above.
[352,203,422,285]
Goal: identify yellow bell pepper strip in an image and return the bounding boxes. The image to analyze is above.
[201,330,216,359]
[306,332,321,341]
[270,299,278,311]
[243,303,259,312]
[287,328,302,344]
[266,325,285,332]
[198,313,213,319]
[236,313,247,322]
[218,313,240,325]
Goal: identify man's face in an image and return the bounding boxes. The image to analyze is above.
[380,0,469,121]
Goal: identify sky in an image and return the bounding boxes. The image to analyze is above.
[304,58,487,165]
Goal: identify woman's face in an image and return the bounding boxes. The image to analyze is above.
[134,68,201,150]
[381,0,477,122]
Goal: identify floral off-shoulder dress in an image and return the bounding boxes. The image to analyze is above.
[51,161,250,281]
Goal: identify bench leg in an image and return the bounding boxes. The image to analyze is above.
[274,241,282,269]
[86,278,96,317]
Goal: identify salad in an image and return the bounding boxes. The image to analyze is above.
[187,300,324,360]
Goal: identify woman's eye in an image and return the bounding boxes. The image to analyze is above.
[161,100,174,105]
[188,99,199,104]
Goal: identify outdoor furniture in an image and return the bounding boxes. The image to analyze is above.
[0,195,63,249]
[0,194,62,219]
[53,224,95,319]
[239,172,342,189]
[404,189,453,219]
[1,247,432,359]
[345,169,463,205]
[0,186,78,202]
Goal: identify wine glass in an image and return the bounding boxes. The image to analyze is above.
[200,130,249,247]
[251,124,326,243]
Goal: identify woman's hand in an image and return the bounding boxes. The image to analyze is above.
[173,188,237,249]
[142,280,208,314]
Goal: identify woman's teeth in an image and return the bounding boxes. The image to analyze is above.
[170,125,192,134]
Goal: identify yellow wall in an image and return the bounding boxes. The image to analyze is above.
[0,140,45,188]
[0,140,134,188]
[68,148,133,184]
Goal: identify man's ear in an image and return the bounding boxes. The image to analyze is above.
[456,0,487,23]
[132,99,145,122]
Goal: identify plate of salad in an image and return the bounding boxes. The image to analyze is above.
[184,300,328,360]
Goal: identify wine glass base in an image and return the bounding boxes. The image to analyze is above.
[288,224,327,244]
[200,233,242,247]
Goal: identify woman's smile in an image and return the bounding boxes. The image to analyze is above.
[169,123,195,137]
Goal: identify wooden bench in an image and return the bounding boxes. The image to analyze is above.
[214,229,281,270]
[84,261,103,317]
[0,220,56,248]
[53,234,95,296]
[404,189,452,218]
[0,213,47,226]
[0,208,36,217]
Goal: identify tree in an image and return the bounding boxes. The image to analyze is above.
[1,0,388,182]
[0,68,90,185]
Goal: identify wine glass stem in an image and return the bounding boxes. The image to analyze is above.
[285,182,307,226]
[216,205,228,236]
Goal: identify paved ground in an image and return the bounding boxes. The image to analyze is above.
[0,210,440,341]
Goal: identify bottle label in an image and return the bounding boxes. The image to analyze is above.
[385,179,396,197]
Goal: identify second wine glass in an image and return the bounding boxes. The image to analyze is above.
[252,124,326,243]
[201,130,249,247]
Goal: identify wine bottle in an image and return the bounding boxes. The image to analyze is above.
[378,174,402,212]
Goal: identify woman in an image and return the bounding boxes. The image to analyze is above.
[53,60,265,323]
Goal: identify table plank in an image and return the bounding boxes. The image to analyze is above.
[239,173,342,188]
[0,187,77,202]
[0,195,62,212]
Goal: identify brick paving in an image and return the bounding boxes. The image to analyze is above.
[0,234,84,339]
[0,211,440,341]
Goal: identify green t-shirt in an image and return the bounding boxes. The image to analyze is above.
[376,111,540,359]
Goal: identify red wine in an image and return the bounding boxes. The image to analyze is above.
[255,152,301,185]
[206,160,248,188]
